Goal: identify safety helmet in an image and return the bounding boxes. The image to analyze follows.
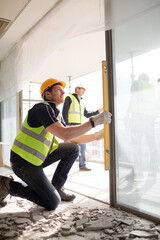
[138,73,150,82]
[75,84,86,90]
[41,78,66,98]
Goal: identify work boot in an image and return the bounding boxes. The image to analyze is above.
[56,187,76,202]
[0,175,13,202]
[79,167,91,171]
[0,200,7,208]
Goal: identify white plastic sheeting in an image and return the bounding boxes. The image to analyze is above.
[0,0,107,101]
[1,0,160,102]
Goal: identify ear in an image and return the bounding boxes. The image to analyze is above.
[44,91,51,100]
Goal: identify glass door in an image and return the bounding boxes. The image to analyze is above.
[109,0,160,220]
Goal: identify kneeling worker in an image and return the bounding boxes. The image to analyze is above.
[0,78,112,211]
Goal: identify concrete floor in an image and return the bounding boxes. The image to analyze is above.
[0,163,160,239]
[45,161,110,204]
[0,160,109,202]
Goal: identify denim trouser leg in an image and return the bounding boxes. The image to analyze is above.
[79,143,86,168]
[10,160,61,210]
[43,142,79,188]
[10,142,79,210]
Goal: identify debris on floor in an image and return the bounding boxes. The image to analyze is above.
[0,196,159,240]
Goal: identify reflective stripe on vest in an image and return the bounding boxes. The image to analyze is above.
[11,101,59,166]
[68,95,84,124]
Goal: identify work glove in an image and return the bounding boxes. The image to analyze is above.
[94,129,104,141]
[89,111,112,127]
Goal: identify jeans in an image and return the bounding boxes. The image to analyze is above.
[10,142,79,210]
[79,143,86,168]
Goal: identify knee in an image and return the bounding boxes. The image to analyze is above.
[47,194,61,211]
[71,142,79,157]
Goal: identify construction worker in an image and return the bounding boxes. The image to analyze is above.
[0,78,111,211]
[126,73,158,178]
[62,84,103,171]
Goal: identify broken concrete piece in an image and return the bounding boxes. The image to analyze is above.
[76,217,88,228]
[130,230,158,238]
[118,218,133,226]
[61,224,71,231]
[62,227,76,236]
[4,231,18,238]
[14,217,32,224]
[84,217,113,231]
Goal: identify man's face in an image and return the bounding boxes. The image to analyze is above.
[46,84,65,106]
[77,87,86,97]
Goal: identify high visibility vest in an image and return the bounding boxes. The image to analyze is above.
[68,95,84,124]
[11,101,59,166]
[131,80,157,116]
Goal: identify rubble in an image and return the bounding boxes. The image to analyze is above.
[0,197,159,240]
[130,230,159,238]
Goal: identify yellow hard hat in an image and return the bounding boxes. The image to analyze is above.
[41,78,66,98]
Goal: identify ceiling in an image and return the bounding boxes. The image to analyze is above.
[0,0,59,61]
[0,0,105,89]
[1,0,159,97]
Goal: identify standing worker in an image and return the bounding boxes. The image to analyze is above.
[126,73,158,178]
[0,78,111,211]
[62,84,103,171]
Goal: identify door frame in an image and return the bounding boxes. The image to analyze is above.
[105,30,160,223]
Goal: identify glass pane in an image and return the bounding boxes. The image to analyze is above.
[112,1,160,218]
[22,83,42,101]
[22,83,41,121]
[65,71,104,163]
[1,95,17,166]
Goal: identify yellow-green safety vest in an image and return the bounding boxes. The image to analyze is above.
[68,95,84,124]
[131,80,157,116]
[11,101,59,166]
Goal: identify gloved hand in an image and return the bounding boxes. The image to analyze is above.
[94,129,104,141]
[89,111,112,127]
